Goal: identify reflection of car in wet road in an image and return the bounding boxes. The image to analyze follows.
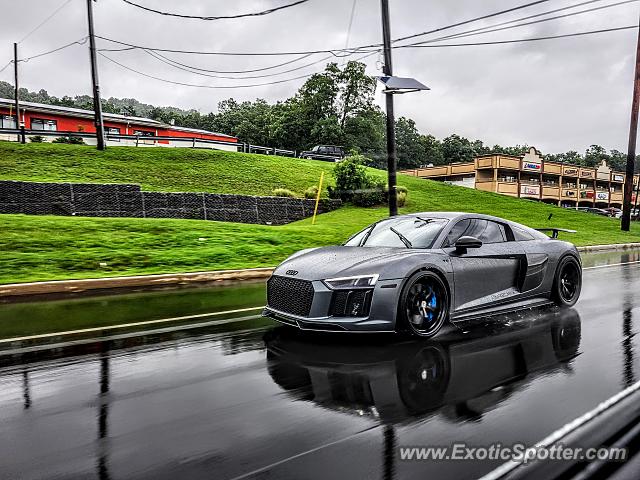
[263,212,582,337]
[265,308,581,423]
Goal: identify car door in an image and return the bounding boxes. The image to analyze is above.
[442,218,525,312]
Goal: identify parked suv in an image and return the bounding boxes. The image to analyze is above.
[299,145,345,161]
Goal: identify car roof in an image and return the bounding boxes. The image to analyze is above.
[397,212,548,238]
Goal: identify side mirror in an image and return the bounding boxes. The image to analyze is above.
[455,236,482,253]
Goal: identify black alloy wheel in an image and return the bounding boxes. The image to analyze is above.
[401,272,449,338]
[553,256,582,307]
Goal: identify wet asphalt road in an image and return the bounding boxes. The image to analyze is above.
[0,250,639,480]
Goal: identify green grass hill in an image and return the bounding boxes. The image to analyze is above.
[1,141,639,284]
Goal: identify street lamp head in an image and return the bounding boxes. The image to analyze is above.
[377,76,430,94]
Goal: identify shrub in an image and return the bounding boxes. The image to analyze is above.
[304,186,319,199]
[28,135,45,143]
[353,178,386,207]
[397,191,407,208]
[272,188,297,198]
[331,155,370,202]
[53,135,85,145]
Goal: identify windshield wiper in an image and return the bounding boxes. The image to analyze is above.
[390,227,412,248]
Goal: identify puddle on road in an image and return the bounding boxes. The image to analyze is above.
[0,248,638,341]
[0,281,267,339]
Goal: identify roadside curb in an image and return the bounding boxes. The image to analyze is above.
[0,267,274,298]
[2,242,640,299]
[576,242,640,252]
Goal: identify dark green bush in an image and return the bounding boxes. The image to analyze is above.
[53,136,85,145]
[352,178,386,207]
[28,135,45,143]
[331,155,370,202]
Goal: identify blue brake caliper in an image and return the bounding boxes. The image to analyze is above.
[427,293,437,322]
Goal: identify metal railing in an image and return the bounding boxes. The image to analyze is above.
[0,128,298,157]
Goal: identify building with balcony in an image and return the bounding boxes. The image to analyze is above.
[400,147,639,209]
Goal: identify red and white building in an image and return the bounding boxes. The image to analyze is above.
[0,97,239,151]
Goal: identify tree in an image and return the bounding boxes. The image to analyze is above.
[420,134,445,166]
[584,144,608,167]
[395,117,425,168]
[545,150,584,165]
[442,134,474,163]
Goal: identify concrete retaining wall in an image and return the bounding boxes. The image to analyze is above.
[0,180,341,225]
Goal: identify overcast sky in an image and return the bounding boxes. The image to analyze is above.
[0,0,638,153]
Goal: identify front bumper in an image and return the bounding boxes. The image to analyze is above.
[262,278,402,333]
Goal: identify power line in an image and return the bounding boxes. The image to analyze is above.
[144,49,342,79]
[121,0,310,21]
[97,35,360,56]
[19,37,89,63]
[404,0,640,47]
[391,0,554,45]
[98,50,378,89]
[398,25,637,49]
[406,0,606,45]
[18,0,73,44]
[94,1,561,57]
[0,60,13,74]
[151,53,317,74]
[345,0,358,52]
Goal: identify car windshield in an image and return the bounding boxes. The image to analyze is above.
[344,217,449,249]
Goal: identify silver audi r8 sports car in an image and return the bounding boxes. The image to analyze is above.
[262,212,582,338]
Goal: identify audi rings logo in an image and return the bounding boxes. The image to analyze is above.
[286,270,299,276]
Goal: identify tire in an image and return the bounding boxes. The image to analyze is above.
[398,271,450,338]
[551,256,582,307]
[397,343,451,414]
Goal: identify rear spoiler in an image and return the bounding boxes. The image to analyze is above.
[535,228,577,239]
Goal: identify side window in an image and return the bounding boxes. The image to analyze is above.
[443,219,472,247]
[443,219,506,246]
[512,226,535,241]
[477,221,506,244]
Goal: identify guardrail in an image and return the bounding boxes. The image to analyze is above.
[0,128,298,157]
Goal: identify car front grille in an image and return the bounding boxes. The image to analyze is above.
[267,275,315,317]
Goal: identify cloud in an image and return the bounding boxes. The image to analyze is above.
[1,0,638,153]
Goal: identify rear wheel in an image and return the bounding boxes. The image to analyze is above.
[399,272,450,338]
[552,256,582,307]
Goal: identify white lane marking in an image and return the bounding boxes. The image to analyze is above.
[583,259,640,270]
[479,379,640,480]
[0,317,268,359]
[228,426,380,480]
[0,306,264,344]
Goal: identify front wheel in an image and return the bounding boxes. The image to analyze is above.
[552,256,582,307]
[399,271,450,338]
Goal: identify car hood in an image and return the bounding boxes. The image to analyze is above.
[273,246,444,281]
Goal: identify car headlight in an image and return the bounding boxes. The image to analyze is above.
[323,274,379,290]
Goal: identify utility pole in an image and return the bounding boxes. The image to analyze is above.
[13,43,25,144]
[621,12,640,231]
[86,0,106,150]
[381,0,398,216]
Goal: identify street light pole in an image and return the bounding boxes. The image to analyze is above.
[86,0,106,150]
[381,0,398,216]
[621,11,640,231]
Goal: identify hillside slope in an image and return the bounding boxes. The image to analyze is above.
[0,141,334,196]
[1,141,639,283]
